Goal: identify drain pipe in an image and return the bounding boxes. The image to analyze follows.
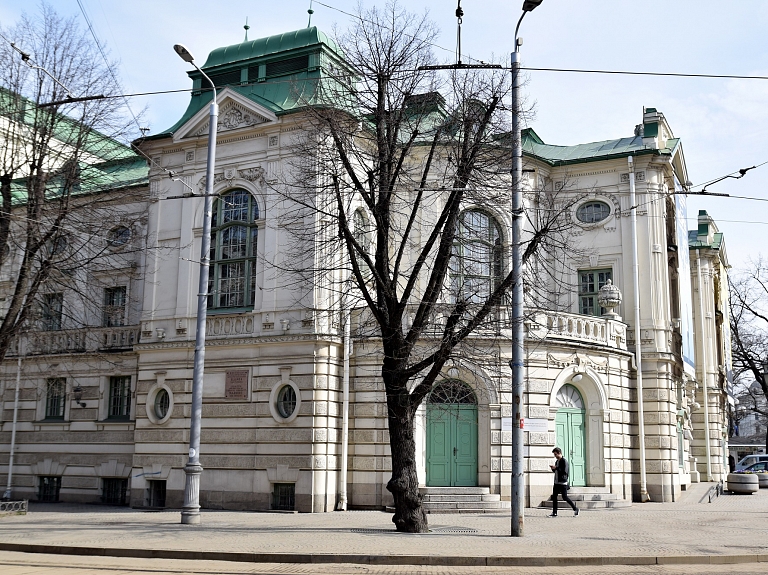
[337,310,351,510]
[3,343,22,500]
[628,156,650,502]
[695,249,713,481]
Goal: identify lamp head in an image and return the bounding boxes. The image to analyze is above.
[73,384,86,408]
[522,0,543,12]
[173,44,195,63]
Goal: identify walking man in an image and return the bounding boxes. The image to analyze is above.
[549,447,579,517]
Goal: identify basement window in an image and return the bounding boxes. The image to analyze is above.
[147,480,166,508]
[272,483,295,511]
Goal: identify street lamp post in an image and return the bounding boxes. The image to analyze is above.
[173,43,219,525]
[510,0,543,538]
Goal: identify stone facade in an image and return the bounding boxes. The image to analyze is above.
[0,28,733,510]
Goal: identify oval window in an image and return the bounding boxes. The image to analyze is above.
[276,385,297,418]
[154,388,170,420]
[576,201,611,224]
[108,226,131,247]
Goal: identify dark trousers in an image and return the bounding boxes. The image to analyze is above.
[551,484,577,515]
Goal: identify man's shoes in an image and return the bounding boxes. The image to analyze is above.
[574,508,579,517]
[547,513,557,517]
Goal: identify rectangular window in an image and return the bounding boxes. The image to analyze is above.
[108,376,131,420]
[41,293,63,331]
[45,378,66,420]
[578,268,612,316]
[102,478,128,506]
[272,483,295,511]
[103,286,127,327]
[147,480,166,508]
[38,476,61,502]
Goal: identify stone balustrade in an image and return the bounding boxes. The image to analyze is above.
[352,305,626,352]
[12,326,141,356]
[527,311,627,350]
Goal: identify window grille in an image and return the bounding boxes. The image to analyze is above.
[102,478,128,506]
[45,378,66,420]
[108,376,131,419]
[38,476,61,502]
[272,483,295,510]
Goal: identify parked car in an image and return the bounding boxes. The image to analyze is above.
[736,454,768,471]
[743,461,768,473]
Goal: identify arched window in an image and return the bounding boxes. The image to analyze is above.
[352,208,372,252]
[208,190,260,309]
[451,210,503,303]
[428,379,477,404]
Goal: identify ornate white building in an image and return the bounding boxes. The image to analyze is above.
[1,27,732,510]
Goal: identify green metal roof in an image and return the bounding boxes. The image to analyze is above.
[10,156,147,204]
[202,27,341,69]
[688,230,724,250]
[146,27,352,141]
[521,128,679,166]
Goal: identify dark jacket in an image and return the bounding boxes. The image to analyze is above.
[553,457,569,485]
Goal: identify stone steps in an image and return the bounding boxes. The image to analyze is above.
[538,487,631,510]
[419,487,508,514]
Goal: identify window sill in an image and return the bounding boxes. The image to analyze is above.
[96,419,134,431]
[206,307,254,315]
[33,420,70,432]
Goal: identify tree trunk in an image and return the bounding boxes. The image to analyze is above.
[385,392,428,533]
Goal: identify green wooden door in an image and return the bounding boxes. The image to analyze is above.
[555,408,587,486]
[427,404,478,487]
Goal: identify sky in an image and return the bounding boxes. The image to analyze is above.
[1,0,768,271]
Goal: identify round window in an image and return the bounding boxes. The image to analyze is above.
[576,201,611,223]
[276,385,297,418]
[154,388,170,420]
[108,226,131,247]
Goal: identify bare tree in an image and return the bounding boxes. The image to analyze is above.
[277,1,584,533]
[0,3,143,364]
[730,258,768,449]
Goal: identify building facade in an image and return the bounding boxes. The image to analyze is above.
[1,27,733,510]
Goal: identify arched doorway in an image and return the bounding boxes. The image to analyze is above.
[426,380,478,487]
[554,385,587,486]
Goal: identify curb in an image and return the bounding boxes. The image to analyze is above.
[1,543,766,568]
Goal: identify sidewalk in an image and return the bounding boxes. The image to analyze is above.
[0,482,766,568]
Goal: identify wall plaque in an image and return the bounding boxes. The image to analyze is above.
[225,370,249,399]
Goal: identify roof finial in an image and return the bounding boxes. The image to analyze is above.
[307,0,314,28]
[243,17,250,41]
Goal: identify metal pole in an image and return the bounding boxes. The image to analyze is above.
[3,348,22,500]
[510,20,526,537]
[628,156,650,502]
[337,311,351,510]
[181,69,218,525]
[695,249,713,481]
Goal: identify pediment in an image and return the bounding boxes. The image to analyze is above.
[173,88,278,142]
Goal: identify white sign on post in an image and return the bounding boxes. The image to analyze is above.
[501,417,513,431]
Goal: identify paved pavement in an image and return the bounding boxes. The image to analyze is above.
[2,551,768,575]
[0,482,766,571]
